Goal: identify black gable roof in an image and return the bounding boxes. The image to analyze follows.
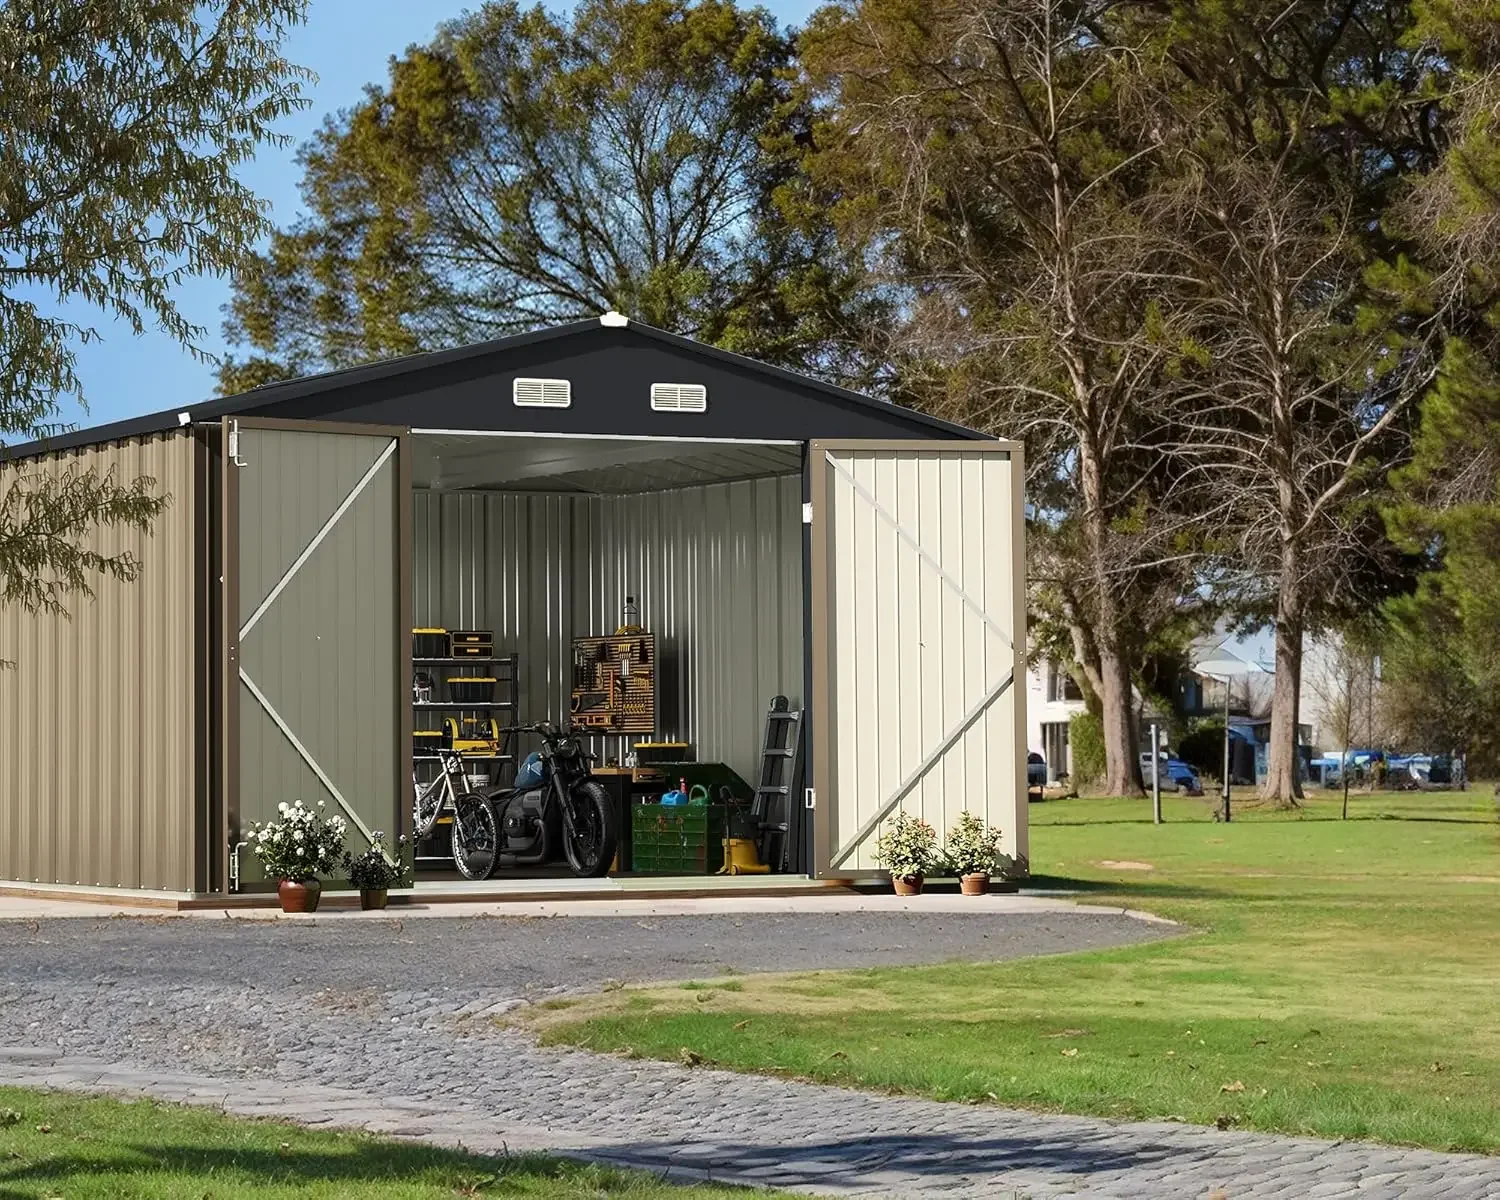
[3,319,984,460]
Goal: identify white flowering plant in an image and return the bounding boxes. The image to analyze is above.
[249,800,348,881]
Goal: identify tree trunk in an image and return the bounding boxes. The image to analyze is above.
[1077,434,1144,798]
[1264,558,1306,805]
[1098,642,1144,796]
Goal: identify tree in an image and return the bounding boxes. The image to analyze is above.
[1304,624,1389,815]
[0,0,310,653]
[799,0,1216,796]
[1161,150,1433,804]
[1147,1,1447,803]
[1377,1,1500,778]
[1380,584,1497,776]
[220,0,880,392]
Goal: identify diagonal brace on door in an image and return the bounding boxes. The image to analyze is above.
[239,438,398,641]
[825,451,1011,646]
[831,672,1013,868]
[240,669,391,859]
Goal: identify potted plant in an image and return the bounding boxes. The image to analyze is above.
[945,811,1001,896]
[875,809,938,896]
[345,833,409,910]
[248,799,348,913]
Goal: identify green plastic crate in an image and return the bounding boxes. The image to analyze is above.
[631,803,726,874]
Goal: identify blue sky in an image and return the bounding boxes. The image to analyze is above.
[50,0,821,432]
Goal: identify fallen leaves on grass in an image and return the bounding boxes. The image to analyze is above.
[1214,1114,1237,1130]
[1060,1048,1079,1058]
[732,1019,751,1030]
[1220,1081,1246,1094]
[1041,1028,1092,1039]
[35,1125,51,1134]
[679,1048,705,1067]
[0,1109,20,1127]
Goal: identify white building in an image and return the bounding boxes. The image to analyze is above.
[1025,659,1087,781]
[1028,625,1342,785]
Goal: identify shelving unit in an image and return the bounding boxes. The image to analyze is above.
[412,652,520,866]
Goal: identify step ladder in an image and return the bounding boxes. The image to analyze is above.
[751,695,803,873]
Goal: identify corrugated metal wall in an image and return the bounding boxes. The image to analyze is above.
[0,431,199,891]
[818,448,1024,873]
[413,476,803,785]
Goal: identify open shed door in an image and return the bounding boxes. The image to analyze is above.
[809,440,1026,878]
[223,419,411,886]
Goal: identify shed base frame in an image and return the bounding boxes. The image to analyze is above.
[1,874,844,911]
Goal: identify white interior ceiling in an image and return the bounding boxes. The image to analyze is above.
[410,434,803,493]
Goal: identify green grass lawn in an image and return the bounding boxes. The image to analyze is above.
[0,1087,778,1198]
[522,788,1500,1153]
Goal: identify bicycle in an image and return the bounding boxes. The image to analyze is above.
[412,748,499,880]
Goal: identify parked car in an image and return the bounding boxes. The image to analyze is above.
[1140,751,1202,794]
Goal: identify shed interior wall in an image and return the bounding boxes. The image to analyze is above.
[412,475,804,787]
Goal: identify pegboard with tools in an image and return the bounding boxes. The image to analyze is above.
[570,632,657,734]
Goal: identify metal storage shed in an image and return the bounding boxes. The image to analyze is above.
[0,316,1026,900]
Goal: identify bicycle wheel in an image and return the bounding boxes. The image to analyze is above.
[451,792,500,881]
[561,780,616,878]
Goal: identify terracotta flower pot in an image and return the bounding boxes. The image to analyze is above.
[277,878,321,913]
[960,872,991,896]
[359,888,388,911]
[892,873,924,897]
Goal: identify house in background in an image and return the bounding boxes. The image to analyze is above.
[1029,623,1331,787]
[1025,659,1085,781]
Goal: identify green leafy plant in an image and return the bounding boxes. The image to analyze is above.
[944,811,1001,877]
[874,809,938,878]
[1069,711,1107,787]
[248,799,346,881]
[344,833,410,891]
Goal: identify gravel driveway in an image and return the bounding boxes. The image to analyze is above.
[0,909,1169,992]
[4,909,1499,1198]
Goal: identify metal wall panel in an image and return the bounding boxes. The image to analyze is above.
[413,476,803,784]
[813,445,1026,874]
[0,431,198,891]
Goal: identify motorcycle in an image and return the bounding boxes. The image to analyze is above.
[468,721,618,880]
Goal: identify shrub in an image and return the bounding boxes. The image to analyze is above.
[345,833,410,891]
[1069,711,1106,786]
[1177,720,1226,778]
[874,809,939,878]
[945,811,1002,876]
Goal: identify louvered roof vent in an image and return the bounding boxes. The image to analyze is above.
[650,382,708,413]
[513,377,571,408]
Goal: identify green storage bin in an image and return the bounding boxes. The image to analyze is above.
[631,803,726,874]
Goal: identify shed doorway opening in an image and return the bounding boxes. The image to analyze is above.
[408,431,807,887]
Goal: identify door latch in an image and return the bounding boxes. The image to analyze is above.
[804,787,816,809]
[228,420,248,467]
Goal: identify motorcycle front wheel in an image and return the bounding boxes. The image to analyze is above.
[561,780,617,878]
[451,792,500,880]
